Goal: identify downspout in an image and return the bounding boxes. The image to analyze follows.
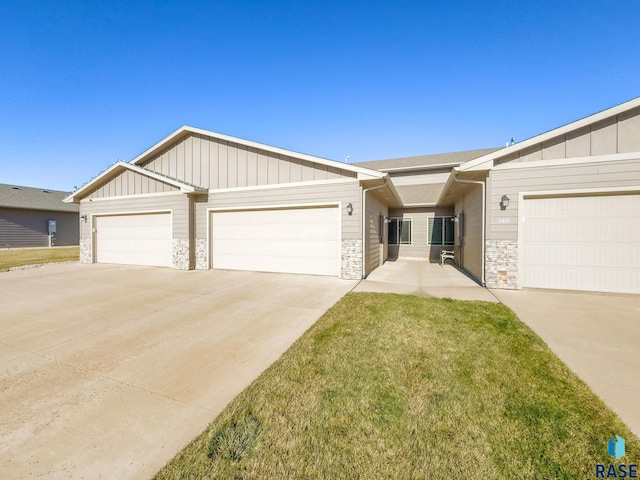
[361,178,389,279]
[452,175,486,286]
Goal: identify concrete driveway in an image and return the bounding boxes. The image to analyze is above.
[0,263,356,480]
[493,289,640,439]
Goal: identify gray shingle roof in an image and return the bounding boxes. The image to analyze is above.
[0,183,79,213]
[394,183,448,204]
[354,147,502,170]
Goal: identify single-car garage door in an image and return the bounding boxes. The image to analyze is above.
[211,206,339,276]
[95,213,172,267]
[522,193,640,294]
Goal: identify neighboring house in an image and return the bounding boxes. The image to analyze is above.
[0,184,79,248]
[65,97,640,294]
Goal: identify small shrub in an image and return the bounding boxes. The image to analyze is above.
[208,411,262,462]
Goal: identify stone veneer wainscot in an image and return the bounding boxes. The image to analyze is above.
[485,240,518,289]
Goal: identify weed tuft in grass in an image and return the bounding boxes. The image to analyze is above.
[208,411,262,462]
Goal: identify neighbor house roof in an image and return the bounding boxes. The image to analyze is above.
[64,161,207,203]
[0,183,79,213]
[354,148,501,171]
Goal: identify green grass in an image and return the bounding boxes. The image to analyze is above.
[155,293,639,479]
[0,246,79,271]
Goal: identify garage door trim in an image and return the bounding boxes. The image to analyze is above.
[91,209,173,264]
[206,202,342,274]
[517,187,640,291]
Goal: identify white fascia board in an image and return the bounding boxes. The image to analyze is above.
[458,96,640,172]
[435,168,459,205]
[130,125,385,180]
[379,162,461,173]
[124,163,200,192]
[64,161,127,203]
[492,152,640,171]
[64,161,199,203]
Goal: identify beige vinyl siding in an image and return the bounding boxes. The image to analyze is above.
[0,208,79,248]
[364,192,388,277]
[196,181,362,240]
[388,207,454,261]
[141,133,357,189]
[86,169,179,199]
[454,184,483,282]
[79,193,189,241]
[494,107,640,166]
[488,158,640,241]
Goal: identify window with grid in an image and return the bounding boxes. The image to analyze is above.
[428,217,455,245]
[388,217,412,245]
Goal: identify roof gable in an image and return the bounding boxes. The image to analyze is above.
[64,162,204,203]
[459,96,640,172]
[131,126,384,186]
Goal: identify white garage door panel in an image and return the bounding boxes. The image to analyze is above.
[96,213,172,267]
[211,207,339,276]
[523,194,640,294]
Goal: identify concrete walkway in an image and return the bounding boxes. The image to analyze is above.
[493,289,640,439]
[0,263,356,480]
[354,258,497,302]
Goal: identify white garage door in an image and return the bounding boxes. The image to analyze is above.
[211,207,339,276]
[95,213,172,267]
[522,194,640,294]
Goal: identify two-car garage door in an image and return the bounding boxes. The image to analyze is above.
[522,193,640,294]
[210,206,339,276]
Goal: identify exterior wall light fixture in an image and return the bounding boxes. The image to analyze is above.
[500,195,510,210]
[81,215,88,223]
[346,203,353,216]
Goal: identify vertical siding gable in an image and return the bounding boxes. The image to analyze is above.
[497,110,640,167]
[138,132,358,191]
[237,146,248,187]
[86,169,180,198]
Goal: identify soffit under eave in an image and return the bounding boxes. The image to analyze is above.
[438,170,488,206]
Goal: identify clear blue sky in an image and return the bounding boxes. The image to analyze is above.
[1,1,638,191]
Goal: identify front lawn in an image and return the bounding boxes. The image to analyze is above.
[155,293,638,479]
[0,246,79,271]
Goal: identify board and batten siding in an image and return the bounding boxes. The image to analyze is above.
[140,133,358,190]
[86,169,179,199]
[488,157,640,241]
[454,184,483,283]
[79,193,190,241]
[494,107,640,165]
[388,207,454,261]
[364,191,388,277]
[0,208,79,248]
[196,181,362,240]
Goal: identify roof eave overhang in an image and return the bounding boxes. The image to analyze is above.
[377,161,462,173]
[64,161,203,203]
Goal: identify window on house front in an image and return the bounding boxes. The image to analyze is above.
[388,217,412,245]
[428,217,455,245]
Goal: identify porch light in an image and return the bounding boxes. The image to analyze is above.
[500,195,510,209]
[346,203,353,216]
[81,215,88,223]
